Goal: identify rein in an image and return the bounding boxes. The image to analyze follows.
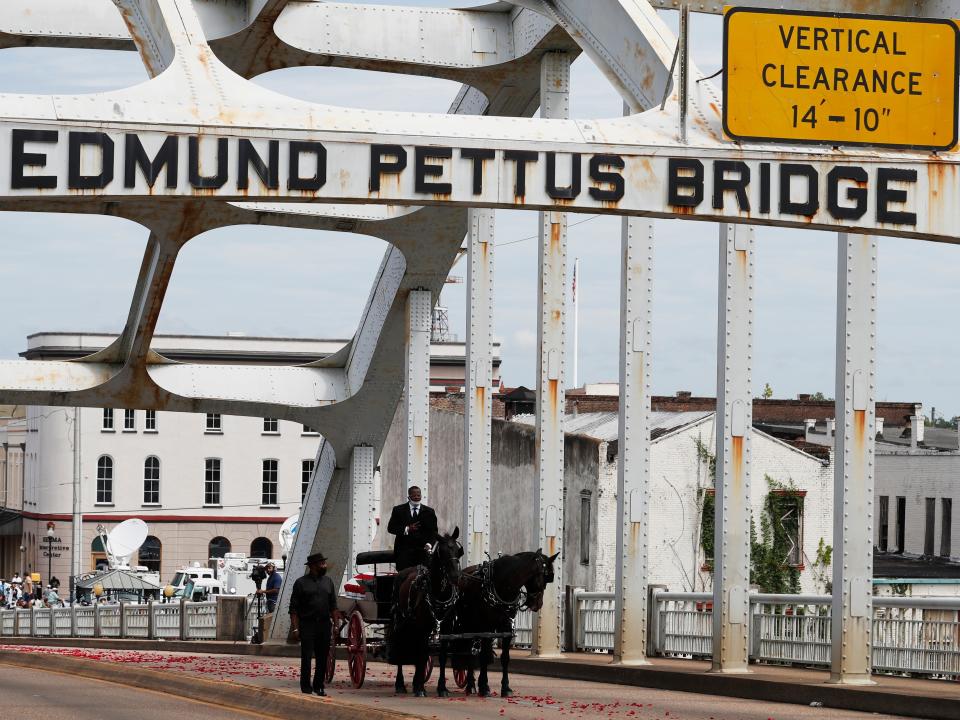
[467,554,548,616]
[400,539,460,629]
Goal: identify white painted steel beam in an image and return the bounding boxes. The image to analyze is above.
[271,439,339,640]
[405,289,432,500]
[519,0,675,112]
[464,208,495,566]
[613,218,654,665]
[532,50,569,658]
[348,445,376,584]
[830,234,878,684]
[711,223,755,673]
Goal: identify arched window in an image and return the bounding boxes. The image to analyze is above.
[91,537,107,571]
[143,456,160,504]
[209,536,231,558]
[138,535,161,572]
[250,537,272,559]
[96,456,113,504]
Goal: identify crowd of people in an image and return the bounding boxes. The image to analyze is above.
[0,574,64,609]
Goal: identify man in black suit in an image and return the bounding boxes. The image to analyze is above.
[386,485,438,570]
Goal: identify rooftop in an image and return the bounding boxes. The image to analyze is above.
[511,410,713,443]
[22,332,499,365]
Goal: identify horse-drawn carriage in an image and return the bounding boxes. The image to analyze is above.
[325,533,558,697]
[324,549,429,689]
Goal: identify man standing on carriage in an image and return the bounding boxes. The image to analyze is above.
[289,552,338,696]
[387,485,438,570]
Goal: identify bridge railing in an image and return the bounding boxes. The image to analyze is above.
[0,601,220,641]
[567,589,960,680]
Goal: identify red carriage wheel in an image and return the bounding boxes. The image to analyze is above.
[347,610,367,688]
[324,620,338,683]
[423,654,434,683]
[453,668,467,689]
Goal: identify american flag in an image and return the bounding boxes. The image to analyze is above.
[571,260,578,302]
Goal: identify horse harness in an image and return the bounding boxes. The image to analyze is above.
[468,553,550,616]
[396,542,459,630]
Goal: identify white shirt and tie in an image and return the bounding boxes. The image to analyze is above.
[404,503,420,534]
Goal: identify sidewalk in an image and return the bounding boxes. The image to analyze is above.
[3,638,959,718]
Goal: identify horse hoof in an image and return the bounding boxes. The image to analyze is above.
[478,688,490,698]
[437,689,450,697]
[414,690,428,698]
[395,685,408,695]
[501,687,513,698]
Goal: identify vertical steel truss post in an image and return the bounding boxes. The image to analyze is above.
[614,218,654,665]
[349,446,375,581]
[712,223,755,673]
[830,233,878,685]
[532,50,571,658]
[406,289,432,499]
[464,208,495,566]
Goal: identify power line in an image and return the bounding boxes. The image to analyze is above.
[495,214,603,248]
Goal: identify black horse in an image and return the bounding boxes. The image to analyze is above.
[437,549,558,697]
[391,527,462,696]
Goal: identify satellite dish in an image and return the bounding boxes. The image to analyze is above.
[106,519,148,569]
[279,514,299,555]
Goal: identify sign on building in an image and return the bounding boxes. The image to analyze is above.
[723,8,959,150]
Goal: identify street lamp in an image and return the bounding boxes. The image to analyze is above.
[46,524,55,587]
[19,544,24,576]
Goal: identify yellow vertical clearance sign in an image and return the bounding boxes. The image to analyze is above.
[723,8,959,150]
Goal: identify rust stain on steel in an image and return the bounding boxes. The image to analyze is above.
[854,409,866,453]
[731,435,743,489]
[547,536,556,555]
[117,6,160,78]
[736,248,747,271]
[476,385,485,419]
[548,378,558,415]
[550,220,561,248]
[629,521,641,554]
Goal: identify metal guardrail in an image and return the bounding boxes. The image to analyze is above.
[0,601,221,641]
[569,589,960,680]
[513,609,533,648]
[6,591,957,680]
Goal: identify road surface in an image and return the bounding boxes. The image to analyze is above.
[0,664,260,719]
[0,646,926,720]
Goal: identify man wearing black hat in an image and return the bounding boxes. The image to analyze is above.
[289,552,338,695]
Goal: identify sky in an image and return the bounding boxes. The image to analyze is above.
[1,3,959,419]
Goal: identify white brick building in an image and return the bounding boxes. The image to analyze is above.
[515,411,835,594]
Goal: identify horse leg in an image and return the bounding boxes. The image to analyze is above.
[437,640,449,697]
[394,665,407,694]
[413,655,427,697]
[465,654,476,695]
[500,635,513,697]
[478,639,491,697]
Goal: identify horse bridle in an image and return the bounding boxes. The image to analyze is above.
[520,552,553,611]
[474,552,552,614]
[415,537,462,624]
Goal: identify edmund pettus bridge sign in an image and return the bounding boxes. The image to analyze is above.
[723,8,960,150]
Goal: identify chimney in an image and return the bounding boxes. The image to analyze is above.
[910,415,924,447]
[876,416,885,439]
[804,419,816,442]
[826,418,836,437]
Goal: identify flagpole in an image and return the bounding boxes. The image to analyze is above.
[572,257,580,390]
